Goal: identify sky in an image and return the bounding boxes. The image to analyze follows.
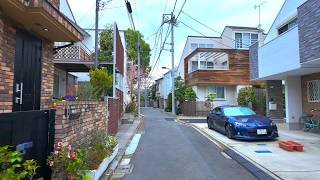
[68,0,285,81]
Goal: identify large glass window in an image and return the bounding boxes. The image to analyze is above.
[208,86,225,99]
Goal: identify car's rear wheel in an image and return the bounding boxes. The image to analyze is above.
[225,124,233,139]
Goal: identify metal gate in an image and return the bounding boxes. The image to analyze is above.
[0,109,55,179]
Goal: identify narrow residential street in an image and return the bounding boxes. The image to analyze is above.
[124,108,257,180]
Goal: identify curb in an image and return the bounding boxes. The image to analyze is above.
[103,116,144,180]
[188,123,281,180]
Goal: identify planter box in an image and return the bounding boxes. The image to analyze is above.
[85,144,119,180]
[287,141,304,152]
[278,141,294,151]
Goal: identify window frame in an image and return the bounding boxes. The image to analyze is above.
[207,86,226,100]
[277,17,298,36]
[234,32,259,49]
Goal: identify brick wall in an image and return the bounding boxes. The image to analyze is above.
[266,80,284,120]
[249,42,259,80]
[40,42,55,110]
[54,101,108,145]
[0,17,15,113]
[298,0,320,63]
[107,89,123,135]
[301,73,320,119]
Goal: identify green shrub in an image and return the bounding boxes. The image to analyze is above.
[166,93,172,112]
[184,87,197,102]
[89,68,113,99]
[0,146,38,179]
[237,87,257,109]
[79,130,117,170]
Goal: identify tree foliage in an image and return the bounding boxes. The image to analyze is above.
[166,93,172,112]
[89,68,113,99]
[124,29,151,74]
[184,87,197,102]
[98,28,113,62]
[237,87,257,109]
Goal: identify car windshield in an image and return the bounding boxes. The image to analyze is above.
[223,107,256,116]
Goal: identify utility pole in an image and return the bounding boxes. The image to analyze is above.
[137,32,141,115]
[163,13,176,114]
[94,0,100,69]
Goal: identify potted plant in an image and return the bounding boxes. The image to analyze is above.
[47,142,86,179]
[205,92,216,110]
[0,146,39,179]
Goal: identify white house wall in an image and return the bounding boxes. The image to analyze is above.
[195,85,237,106]
[258,26,300,79]
[263,0,307,44]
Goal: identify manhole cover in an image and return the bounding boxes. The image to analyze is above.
[165,118,175,121]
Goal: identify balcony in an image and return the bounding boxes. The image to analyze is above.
[0,0,83,41]
[53,45,94,72]
[184,48,252,86]
[257,26,300,79]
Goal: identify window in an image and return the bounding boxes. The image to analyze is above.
[199,44,206,48]
[191,43,198,51]
[206,44,214,48]
[278,18,298,35]
[208,86,225,99]
[200,61,206,69]
[307,80,320,102]
[191,61,198,71]
[235,32,259,49]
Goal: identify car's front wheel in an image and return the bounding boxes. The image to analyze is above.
[225,124,233,139]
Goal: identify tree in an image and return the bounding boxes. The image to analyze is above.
[175,76,186,103]
[98,28,113,62]
[124,29,151,72]
[89,68,113,99]
[184,87,197,101]
[166,93,172,112]
[205,93,216,109]
[124,29,151,103]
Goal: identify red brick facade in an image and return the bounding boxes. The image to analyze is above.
[301,72,320,119]
[0,17,15,113]
[54,101,108,145]
[0,16,54,112]
[107,89,124,135]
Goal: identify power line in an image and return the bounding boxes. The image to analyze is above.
[172,0,178,14]
[176,0,187,20]
[181,10,252,47]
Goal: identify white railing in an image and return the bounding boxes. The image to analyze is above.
[235,39,257,49]
[54,45,92,62]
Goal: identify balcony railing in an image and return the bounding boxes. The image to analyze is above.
[54,45,92,62]
[235,39,258,49]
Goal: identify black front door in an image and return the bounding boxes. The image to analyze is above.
[13,30,42,111]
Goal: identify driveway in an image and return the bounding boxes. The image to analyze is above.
[123,108,256,180]
[190,121,320,180]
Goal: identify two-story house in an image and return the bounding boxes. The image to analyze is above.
[177,26,263,113]
[0,0,85,112]
[249,0,320,130]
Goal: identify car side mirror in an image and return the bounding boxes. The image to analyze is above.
[215,112,222,116]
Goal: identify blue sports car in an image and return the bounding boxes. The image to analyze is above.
[207,105,278,140]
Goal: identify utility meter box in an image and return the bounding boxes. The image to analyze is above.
[269,102,277,110]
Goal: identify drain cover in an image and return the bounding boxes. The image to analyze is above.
[165,118,175,121]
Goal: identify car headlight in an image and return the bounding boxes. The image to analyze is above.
[234,122,246,127]
[270,121,277,126]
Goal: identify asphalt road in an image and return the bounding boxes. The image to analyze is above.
[124,108,257,180]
